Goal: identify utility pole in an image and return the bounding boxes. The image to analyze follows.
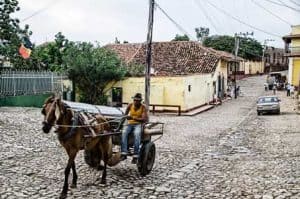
[234,34,240,99]
[233,32,254,99]
[262,39,274,73]
[145,0,155,112]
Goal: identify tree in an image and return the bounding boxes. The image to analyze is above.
[195,27,209,43]
[33,32,69,71]
[125,63,144,77]
[203,35,263,60]
[172,34,190,41]
[0,0,33,68]
[63,42,126,104]
[203,35,235,52]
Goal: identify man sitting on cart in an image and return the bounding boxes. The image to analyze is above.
[121,93,148,164]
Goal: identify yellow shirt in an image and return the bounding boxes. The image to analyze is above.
[128,104,144,125]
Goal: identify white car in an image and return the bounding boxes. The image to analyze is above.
[257,96,280,115]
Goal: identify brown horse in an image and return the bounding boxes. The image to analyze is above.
[41,95,120,199]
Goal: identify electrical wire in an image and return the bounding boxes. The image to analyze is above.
[251,0,292,26]
[262,0,300,12]
[21,0,62,22]
[193,0,220,34]
[205,0,282,38]
[289,0,300,7]
[154,2,197,41]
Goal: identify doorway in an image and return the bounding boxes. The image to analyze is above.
[112,87,122,107]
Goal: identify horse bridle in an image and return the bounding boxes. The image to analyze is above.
[42,98,58,128]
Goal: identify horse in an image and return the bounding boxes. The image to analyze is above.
[41,95,120,199]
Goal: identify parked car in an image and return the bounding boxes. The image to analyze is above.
[257,96,281,115]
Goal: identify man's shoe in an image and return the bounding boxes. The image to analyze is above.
[131,157,138,164]
[120,155,127,161]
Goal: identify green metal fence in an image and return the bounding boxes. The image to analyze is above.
[0,70,68,107]
[0,93,52,108]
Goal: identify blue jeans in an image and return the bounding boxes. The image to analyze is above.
[121,124,142,157]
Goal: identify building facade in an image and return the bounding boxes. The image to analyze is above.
[105,41,238,111]
[264,47,288,73]
[283,25,300,87]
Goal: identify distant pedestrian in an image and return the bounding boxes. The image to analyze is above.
[272,84,276,95]
[290,84,295,98]
[236,86,240,96]
[286,83,291,96]
[264,82,268,91]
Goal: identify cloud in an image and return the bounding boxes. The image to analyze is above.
[14,0,300,48]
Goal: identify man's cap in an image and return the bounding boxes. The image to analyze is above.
[132,93,142,101]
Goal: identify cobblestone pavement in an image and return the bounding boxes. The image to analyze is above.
[1,75,300,198]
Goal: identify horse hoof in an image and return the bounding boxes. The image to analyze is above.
[100,180,106,184]
[59,193,67,199]
[70,184,77,188]
[97,165,104,171]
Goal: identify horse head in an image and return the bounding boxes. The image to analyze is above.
[41,95,68,133]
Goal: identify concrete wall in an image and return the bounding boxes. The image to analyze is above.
[183,74,213,110]
[292,58,300,86]
[291,25,300,36]
[214,60,228,97]
[105,74,215,111]
[290,25,300,86]
[243,60,264,74]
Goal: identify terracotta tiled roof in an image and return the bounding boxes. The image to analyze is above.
[105,41,222,76]
[208,48,244,62]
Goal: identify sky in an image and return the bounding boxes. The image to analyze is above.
[15,0,300,48]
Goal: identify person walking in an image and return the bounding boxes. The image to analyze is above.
[272,83,277,95]
[286,83,291,96]
[290,84,295,98]
[264,82,268,91]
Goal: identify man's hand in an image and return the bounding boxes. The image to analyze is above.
[126,115,133,120]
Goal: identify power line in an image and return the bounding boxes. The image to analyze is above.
[154,2,197,40]
[289,0,300,7]
[205,0,282,38]
[21,0,62,22]
[251,0,292,26]
[193,0,220,34]
[262,0,300,12]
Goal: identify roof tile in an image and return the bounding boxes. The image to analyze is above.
[105,41,225,76]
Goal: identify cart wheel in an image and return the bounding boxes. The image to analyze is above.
[137,141,156,176]
[84,146,101,168]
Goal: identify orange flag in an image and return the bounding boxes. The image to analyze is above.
[19,44,32,59]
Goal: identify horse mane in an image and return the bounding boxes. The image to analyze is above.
[44,95,55,104]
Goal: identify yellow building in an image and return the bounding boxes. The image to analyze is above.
[242,60,264,75]
[283,25,300,87]
[105,41,238,112]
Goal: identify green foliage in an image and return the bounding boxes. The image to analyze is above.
[63,42,126,104]
[0,0,33,68]
[33,32,69,71]
[125,63,144,77]
[195,27,209,43]
[172,34,190,41]
[203,35,263,60]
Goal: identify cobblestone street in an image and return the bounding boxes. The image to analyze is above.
[1,75,300,198]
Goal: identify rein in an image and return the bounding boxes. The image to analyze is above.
[54,116,126,128]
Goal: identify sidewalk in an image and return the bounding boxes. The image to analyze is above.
[181,104,214,116]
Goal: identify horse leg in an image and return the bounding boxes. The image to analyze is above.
[70,162,78,188]
[99,140,109,184]
[100,160,107,184]
[60,150,77,199]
